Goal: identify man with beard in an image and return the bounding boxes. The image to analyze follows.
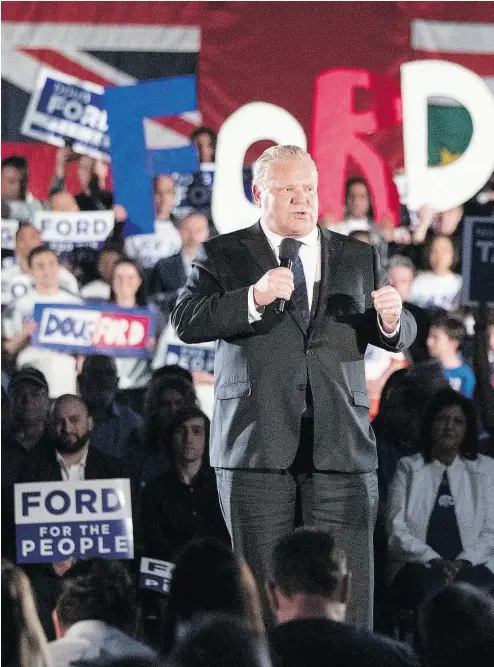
[16,394,127,640]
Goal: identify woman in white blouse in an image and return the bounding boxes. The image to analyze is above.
[387,388,494,611]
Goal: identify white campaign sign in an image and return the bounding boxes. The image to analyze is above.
[1,219,19,250]
[402,60,494,212]
[33,210,114,244]
[212,102,307,235]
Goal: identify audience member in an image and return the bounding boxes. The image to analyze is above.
[49,190,80,212]
[124,176,182,271]
[427,312,476,398]
[473,305,494,453]
[1,222,79,306]
[1,155,45,223]
[2,246,83,396]
[387,388,494,612]
[407,204,463,272]
[141,406,229,561]
[78,355,143,460]
[162,537,264,654]
[388,255,430,363]
[1,558,50,667]
[1,367,51,489]
[109,258,164,392]
[49,559,156,667]
[51,147,113,211]
[149,213,210,312]
[16,394,126,638]
[166,614,271,667]
[190,127,216,165]
[267,529,419,667]
[409,234,462,311]
[140,374,198,486]
[81,244,122,300]
[417,582,494,667]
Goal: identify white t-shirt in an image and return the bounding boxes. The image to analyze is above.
[124,219,182,269]
[409,271,462,311]
[1,264,79,305]
[80,279,111,301]
[2,289,84,399]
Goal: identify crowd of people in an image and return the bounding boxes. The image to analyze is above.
[1,128,494,667]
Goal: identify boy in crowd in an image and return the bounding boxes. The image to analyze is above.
[427,313,476,398]
[2,246,83,397]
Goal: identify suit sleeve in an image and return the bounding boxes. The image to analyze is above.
[171,242,258,344]
[362,246,417,352]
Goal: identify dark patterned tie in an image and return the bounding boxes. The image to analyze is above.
[289,240,310,330]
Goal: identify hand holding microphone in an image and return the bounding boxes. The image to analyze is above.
[253,239,301,310]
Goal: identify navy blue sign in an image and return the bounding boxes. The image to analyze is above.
[21,68,109,160]
[140,557,175,594]
[461,217,494,306]
[15,480,133,563]
[165,344,215,373]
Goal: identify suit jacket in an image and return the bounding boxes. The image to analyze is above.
[386,453,494,582]
[172,223,416,472]
[269,618,419,667]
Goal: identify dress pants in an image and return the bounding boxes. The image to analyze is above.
[216,459,378,629]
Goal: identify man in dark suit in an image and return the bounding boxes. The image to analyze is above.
[15,394,128,639]
[172,145,416,628]
[267,529,420,667]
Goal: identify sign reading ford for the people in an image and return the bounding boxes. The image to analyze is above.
[31,303,156,357]
[15,479,133,563]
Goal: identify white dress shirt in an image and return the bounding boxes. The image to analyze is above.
[56,445,89,482]
[247,221,399,337]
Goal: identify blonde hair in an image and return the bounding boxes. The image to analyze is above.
[252,145,317,189]
[2,559,51,667]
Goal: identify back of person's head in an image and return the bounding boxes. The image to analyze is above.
[420,387,478,462]
[79,355,119,412]
[268,528,347,600]
[418,582,494,667]
[1,558,49,667]
[163,538,263,652]
[166,613,271,667]
[151,365,194,388]
[54,559,137,636]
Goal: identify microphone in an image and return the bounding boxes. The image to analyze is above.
[275,238,301,314]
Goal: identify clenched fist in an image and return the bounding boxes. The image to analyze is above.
[371,285,402,333]
[253,267,294,308]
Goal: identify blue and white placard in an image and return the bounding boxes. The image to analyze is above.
[140,557,175,594]
[15,479,133,563]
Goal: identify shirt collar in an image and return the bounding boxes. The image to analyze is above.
[56,444,89,470]
[260,219,319,251]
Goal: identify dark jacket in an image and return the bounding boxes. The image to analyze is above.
[269,618,420,667]
[172,223,416,472]
[141,464,229,561]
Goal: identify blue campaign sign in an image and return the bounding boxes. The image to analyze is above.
[21,67,110,160]
[461,217,494,306]
[165,344,215,373]
[15,479,134,563]
[32,302,156,358]
[105,76,200,237]
[140,557,175,594]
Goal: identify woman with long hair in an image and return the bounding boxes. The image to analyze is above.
[2,558,51,667]
[109,258,164,394]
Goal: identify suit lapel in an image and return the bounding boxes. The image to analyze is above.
[310,227,344,337]
[238,222,278,275]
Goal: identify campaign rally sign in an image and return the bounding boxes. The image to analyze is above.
[21,67,110,160]
[461,217,494,306]
[15,479,133,564]
[1,219,19,251]
[32,303,156,357]
[33,210,114,254]
[156,323,215,373]
[140,557,175,595]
